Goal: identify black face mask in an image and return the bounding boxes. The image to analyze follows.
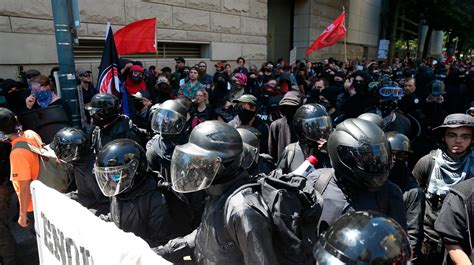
[353,80,367,95]
[334,80,344,87]
[237,107,256,125]
[310,89,320,99]
[281,105,299,121]
[379,100,397,117]
[319,99,333,111]
[389,159,407,188]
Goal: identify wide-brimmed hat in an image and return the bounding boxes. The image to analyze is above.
[433,113,474,131]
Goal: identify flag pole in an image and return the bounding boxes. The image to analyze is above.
[154,19,158,69]
[343,6,347,63]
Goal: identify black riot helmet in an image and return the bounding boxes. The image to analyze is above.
[237,127,260,169]
[86,93,120,127]
[314,211,412,265]
[358,112,384,129]
[151,99,187,135]
[385,131,412,153]
[0,108,18,141]
[50,127,89,162]
[94,139,147,197]
[171,121,243,193]
[328,118,392,191]
[293,104,333,142]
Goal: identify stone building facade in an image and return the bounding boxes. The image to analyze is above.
[0,0,382,80]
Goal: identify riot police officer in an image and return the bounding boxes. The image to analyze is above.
[51,127,109,215]
[87,93,144,154]
[277,104,333,173]
[313,211,412,264]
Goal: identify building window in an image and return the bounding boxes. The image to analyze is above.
[73,38,205,60]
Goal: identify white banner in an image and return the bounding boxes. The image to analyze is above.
[31,180,171,265]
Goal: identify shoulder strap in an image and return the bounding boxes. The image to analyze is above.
[12,141,42,155]
[223,183,261,222]
[287,143,297,169]
[314,168,334,194]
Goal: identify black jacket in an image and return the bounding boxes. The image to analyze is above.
[389,161,425,257]
[91,115,143,153]
[110,176,175,248]
[193,171,277,265]
[307,169,407,235]
[413,150,474,245]
[146,134,187,182]
[435,177,474,265]
[69,154,109,216]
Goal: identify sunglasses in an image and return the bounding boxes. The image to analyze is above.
[80,74,91,77]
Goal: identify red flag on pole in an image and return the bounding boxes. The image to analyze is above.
[114,18,157,55]
[306,11,346,56]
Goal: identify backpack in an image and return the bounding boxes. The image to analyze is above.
[12,133,73,193]
[224,172,323,265]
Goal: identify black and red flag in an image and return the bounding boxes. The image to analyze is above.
[97,22,129,115]
[97,22,122,95]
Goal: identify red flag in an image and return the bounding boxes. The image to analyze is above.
[114,18,156,55]
[306,12,346,56]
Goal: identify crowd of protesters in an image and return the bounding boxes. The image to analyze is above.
[1,54,474,265]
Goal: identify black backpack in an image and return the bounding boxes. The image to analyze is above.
[224,171,323,265]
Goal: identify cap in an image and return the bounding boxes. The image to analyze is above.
[25,69,41,78]
[233,94,257,105]
[130,65,144,72]
[433,113,474,131]
[76,68,91,76]
[279,91,303,106]
[175,57,186,63]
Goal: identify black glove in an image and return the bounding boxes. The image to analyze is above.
[152,237,194,263]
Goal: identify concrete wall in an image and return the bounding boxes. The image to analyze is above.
[0,0,268,79]
[293,0,381,61]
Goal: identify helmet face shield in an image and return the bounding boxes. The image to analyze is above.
[94,159,139,197]
[151,108,186,134]
[301,116,333,141]
[171,145,222,193]
[241,143,258,169]
[51,142,79,163]
[337,142,392,175]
